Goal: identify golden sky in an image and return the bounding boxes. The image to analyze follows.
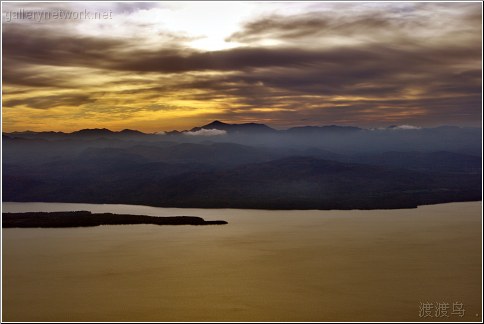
[2,2,482,132]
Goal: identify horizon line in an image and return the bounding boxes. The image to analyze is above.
[3,121,482,135]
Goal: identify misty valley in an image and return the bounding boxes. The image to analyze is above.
[3,121,481,210]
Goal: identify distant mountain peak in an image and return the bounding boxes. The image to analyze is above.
[208,120,226,125]
[10,130,37,134]
[119,129,144,134]
[67,128,148,137]
[72,128,113,134]
[191,120,276,134]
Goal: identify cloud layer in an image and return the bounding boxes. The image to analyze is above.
[2,2,482,131]
[184,128,227,136]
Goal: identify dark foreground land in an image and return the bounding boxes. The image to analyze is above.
[2,211,227,228]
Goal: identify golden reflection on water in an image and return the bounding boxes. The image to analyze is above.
[2,202,482,321]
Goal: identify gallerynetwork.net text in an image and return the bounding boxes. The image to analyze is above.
[3,9,113,23]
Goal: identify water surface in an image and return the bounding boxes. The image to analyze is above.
[2,202,482,321]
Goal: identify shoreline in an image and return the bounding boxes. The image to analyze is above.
[2,199,482,212]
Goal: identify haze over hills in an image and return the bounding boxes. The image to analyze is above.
[4,120,480,136]
[4,120,481,155]
[3,121,481,210]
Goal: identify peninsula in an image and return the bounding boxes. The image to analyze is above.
[2,211,228,228]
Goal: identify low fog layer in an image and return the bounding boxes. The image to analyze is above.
[3,121,481,209]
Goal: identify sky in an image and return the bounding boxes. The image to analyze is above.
[2,1,482,132]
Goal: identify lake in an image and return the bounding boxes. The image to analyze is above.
[2,201,482,321]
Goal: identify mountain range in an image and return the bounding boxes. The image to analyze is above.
[3,121,481,210]
[7,120,476,137]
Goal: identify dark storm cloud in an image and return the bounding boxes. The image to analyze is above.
[156,42,480,108]
[226,13,395,43]
[4,24,479,76]
[2,25,127,69]
[227,3,482,45]
[3,24,353,73]
[2,2,481,127]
